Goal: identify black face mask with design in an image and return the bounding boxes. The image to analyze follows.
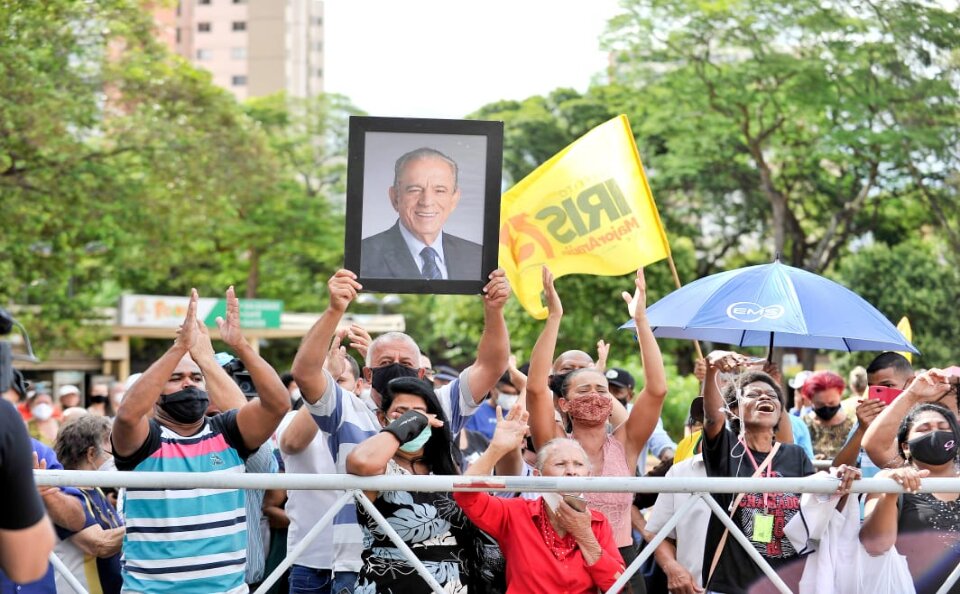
[908,430,959,466]
[370,363,421,397]
[159,386,210,424]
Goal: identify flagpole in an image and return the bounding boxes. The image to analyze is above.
[665,254,704,361]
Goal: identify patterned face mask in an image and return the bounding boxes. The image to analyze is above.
[565,393,613,427]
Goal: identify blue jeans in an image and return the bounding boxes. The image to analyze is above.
[289,566,357,594]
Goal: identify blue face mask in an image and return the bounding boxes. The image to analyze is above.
[399,425,432,453]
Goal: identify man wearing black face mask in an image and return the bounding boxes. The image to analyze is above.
[112,287,290,594]
[290,268,511,590]
[87,382,111,417]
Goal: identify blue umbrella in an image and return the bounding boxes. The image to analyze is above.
[621,261,919,354]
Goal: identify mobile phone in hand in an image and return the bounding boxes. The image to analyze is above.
[869,385,902,405]
[562,494,587,512]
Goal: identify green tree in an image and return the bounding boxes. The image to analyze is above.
[834,237,960,368]
[0,0,356,355]
[604,0,960,274]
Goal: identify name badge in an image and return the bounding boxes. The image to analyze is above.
[753,513,774,543]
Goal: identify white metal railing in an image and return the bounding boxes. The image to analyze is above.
[35,471,960,594]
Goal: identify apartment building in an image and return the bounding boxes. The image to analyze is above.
[154,0,324,100]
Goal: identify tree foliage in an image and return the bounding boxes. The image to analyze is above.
[603,0,960,274]
[0,0,358,354]
[834,237,960,368]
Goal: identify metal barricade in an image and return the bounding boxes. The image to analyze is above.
[35,470,960,594]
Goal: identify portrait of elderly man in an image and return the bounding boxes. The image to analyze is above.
[360,146,482,280]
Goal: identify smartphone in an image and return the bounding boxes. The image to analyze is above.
[869,385,903,405]
[562,494,587,512]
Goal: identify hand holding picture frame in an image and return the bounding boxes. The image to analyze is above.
[344,116,504,295]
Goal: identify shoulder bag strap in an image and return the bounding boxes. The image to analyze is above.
[706,441,781,586]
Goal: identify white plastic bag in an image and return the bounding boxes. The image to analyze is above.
[857,545,916,594]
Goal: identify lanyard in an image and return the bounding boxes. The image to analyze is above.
[741,439,775,511]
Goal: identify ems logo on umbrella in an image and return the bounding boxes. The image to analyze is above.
[621,260,919,354]
[726,302,786,323]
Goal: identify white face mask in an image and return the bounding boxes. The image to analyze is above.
[97,455,116,472]
[497,392,519,411]
[542,492,562,512]
[31,403,54,421]
[291,389,302,402]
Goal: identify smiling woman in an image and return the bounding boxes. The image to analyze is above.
[699,354,858,594]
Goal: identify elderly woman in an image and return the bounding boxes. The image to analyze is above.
[525,267,666,589]
[52,414,124,594]
[346,376,498,593]
[701,352,858,594]
[860,370,960,594]
[454,404,625,593]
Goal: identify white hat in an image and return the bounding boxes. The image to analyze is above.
[58,384,80,397]
[788,370,813,390]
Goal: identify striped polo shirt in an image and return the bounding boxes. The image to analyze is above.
[114,412,252,594]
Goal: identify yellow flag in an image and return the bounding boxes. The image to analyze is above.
[897,316,913,363]
[499,115,669,318]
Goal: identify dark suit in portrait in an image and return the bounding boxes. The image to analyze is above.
[360,221,482,280]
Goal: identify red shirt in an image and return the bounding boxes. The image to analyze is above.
[453,491,625,594]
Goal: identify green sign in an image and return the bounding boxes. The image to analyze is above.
[202,299,283,329]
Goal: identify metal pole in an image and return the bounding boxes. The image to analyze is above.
[49,551,89,594]
[33,469,960,494]
[702,494,793,594]
[605,492,706,594]
[936,558,960,594]
[252,490,354,594]
[354,491,446,594]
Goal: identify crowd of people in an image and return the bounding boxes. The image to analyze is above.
[2,268,959,594]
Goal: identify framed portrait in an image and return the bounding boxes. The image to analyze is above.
[343,116,504,294]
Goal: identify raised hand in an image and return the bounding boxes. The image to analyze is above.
[594,340,609,373]
[621,267,647,321]
[324,331,347,379]
[483,268,511,310]
[705,350,752,373]
[542,266,563,318]
[346,324,372,360]
[489,404,530,454]
[904,369,953,405]
[328,270,362,313]
[215,285,247,350]
[174,289,201,353]
[190,313,217,363]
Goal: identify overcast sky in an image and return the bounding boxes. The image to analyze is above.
[322,0,623,119]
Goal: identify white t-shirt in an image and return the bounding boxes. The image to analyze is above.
[277,410,338,570]
[645,454,711,587]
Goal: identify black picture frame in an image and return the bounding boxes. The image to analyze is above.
[344,116,504,295]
